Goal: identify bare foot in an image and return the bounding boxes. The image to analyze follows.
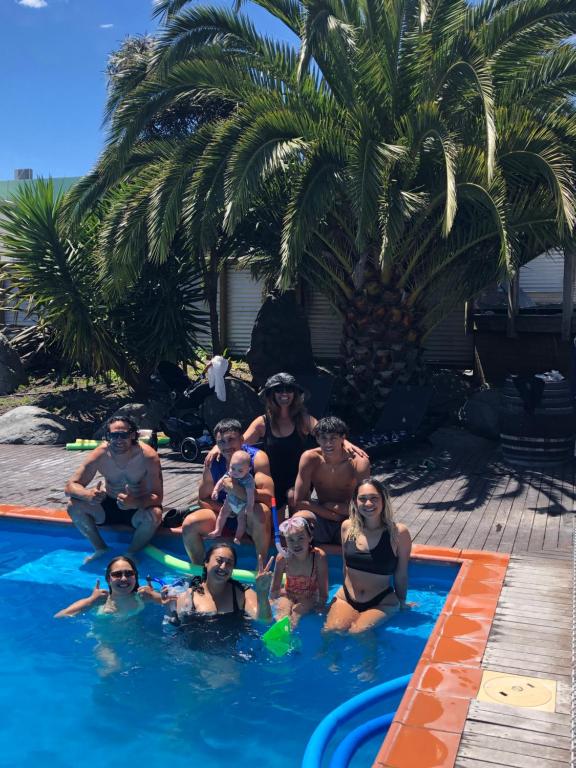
[206,531,220,539]
[83,548,110,565]
[233,536,242,546]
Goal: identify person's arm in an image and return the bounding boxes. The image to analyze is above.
[211,475,226,500]
[393,524,412,607]
[197,464,220,511]
[294,454,344,520]
[243,416,266,445]
[117,447,163,509]
[138,577,163,604]
[244,556,274,622]
[354,455,371,483]
[270,553,286,599]
[315,549,329,606]
[64,449,106,503]
[54,580,108,618]
[245,479,255,514]
[253,450,274,508]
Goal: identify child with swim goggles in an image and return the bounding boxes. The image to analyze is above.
[270,515,329,628]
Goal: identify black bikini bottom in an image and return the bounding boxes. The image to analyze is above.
[342,583,394,612]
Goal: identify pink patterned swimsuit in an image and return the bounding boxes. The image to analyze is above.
[285,549,319,602]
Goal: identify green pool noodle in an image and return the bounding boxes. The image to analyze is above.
[144,544,257,584]
[65,440,101,451]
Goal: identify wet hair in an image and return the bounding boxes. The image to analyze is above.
[212,418,243,440]
[312,415,348,439]
[105,556,140,593]
[192,543,239,594]
[347,477,398,552]
[264,376,309,439]
[105,415,139,444]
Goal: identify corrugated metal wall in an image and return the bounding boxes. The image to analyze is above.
[305,291,343,359]
[224,268,474,366]
[224,268,264,355]
[423,307,473,366]
[519,250,565,302]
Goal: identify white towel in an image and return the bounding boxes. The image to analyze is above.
[207,356,229,401]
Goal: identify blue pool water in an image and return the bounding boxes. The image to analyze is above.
[0,520,457,768]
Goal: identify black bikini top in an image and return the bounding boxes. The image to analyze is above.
[343,528,398,575]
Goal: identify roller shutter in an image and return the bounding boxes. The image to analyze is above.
[519,250,564,303]
[423,307,474,367]
[224,268,264,355]
[306,291,343,360]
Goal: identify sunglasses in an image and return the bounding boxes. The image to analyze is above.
[110,570,136,579]
[273,386,296,394]
[106,431,132,440]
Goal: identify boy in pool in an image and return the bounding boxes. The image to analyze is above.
[208,450,255,545]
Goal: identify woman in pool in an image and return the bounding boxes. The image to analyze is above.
[270,516,328,628]
[54,556,161,618]
[205,372,367,514]
[163,543,273,626]
[324,478,411,634]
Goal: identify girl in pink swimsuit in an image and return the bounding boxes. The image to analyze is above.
[270,516,329,628]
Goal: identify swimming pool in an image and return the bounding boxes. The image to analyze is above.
[0,519,457,768]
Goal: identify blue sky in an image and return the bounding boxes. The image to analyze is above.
[0,0,293,181]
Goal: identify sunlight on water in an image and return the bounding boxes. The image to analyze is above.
[0,522,456,768]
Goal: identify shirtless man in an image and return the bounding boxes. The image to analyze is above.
[293,416,370,546]
[65,416,163,563]
[182,418,273,565]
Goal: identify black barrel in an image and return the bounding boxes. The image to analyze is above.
[499,378,575,467]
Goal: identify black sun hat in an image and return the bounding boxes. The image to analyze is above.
[259,372,308,399]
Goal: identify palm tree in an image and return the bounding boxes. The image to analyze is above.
[0,179,206,394]
[71,0,576,422]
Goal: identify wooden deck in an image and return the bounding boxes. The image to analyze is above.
[0,441,574,768]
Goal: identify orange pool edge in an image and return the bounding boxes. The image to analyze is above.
[0,503,509,768]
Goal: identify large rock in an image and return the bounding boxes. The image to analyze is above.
[201,379,262,432]
[246,290,318,389]
[0,406,77,444]
[460,388,502,441]
[93,401,169,438]
[0,333,27,394]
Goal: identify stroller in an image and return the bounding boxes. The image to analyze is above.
[149,361,213,462]
[152,361,261,462]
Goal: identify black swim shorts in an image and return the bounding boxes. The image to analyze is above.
[98,495,138,527]
[312,515,343,545]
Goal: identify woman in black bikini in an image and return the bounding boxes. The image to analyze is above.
[324,477,412,634]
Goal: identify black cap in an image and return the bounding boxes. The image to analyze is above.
[259,372,307,399]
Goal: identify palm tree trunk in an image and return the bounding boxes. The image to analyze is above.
[339,272,421,427]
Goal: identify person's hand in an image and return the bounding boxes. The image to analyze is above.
[254,555,274,594]
[89,579,108,604]
[204,444,221,468]
[87,480,106,504]
[344,440,369,460]
[399,601,417,611]
[117,485,137,509]
[138,578,160,602]
[211,487,219,501]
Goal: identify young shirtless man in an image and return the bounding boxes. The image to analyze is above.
[293,416,370,546]
[181,418,273,565]
[65,417,163,563]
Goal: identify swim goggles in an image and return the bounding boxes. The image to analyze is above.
[278,516,313,537]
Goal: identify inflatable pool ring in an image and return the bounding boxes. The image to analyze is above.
[144,544,257,584]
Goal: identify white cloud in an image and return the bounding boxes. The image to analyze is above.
[100,23,114,29]
[18,0,48,7]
